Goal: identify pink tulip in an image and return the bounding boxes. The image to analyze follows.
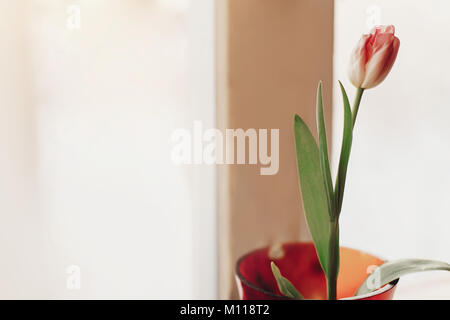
[348,25,400,89]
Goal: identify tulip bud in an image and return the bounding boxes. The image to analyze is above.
[348,25,400,89]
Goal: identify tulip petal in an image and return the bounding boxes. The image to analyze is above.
[361,37,399,89]
[370,25,395,35]
[348,34,370,88]
[371,33,395,54]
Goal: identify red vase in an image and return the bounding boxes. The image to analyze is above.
[235,242,398,300]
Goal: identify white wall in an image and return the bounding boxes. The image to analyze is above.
[334,0,450,297]
[0,0,215,299]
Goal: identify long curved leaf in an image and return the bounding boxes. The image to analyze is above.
[334,81,353,216]
[316,82,334,219]
[294,114,332,276]
[356,259,450,296]
[271,262,304,299]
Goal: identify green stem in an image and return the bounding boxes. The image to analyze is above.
[327,219,339,300]
[327,87,364,300]
[352,87,364,127]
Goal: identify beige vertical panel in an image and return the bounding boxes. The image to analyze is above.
[0,1,48,298]
[217,0,334,299]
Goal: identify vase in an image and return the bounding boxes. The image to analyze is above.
[235,242,398,300]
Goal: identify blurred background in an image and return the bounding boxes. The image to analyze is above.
[0,0,449,299]
[0,0,215,299]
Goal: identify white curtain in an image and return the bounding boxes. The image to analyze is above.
[0,0,215,299]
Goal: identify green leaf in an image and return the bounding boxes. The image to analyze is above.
[294,114,332,276]
[334,81,353,216]
[316,82,334,219]
[271,262,304,299]
[356,259,450,296]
